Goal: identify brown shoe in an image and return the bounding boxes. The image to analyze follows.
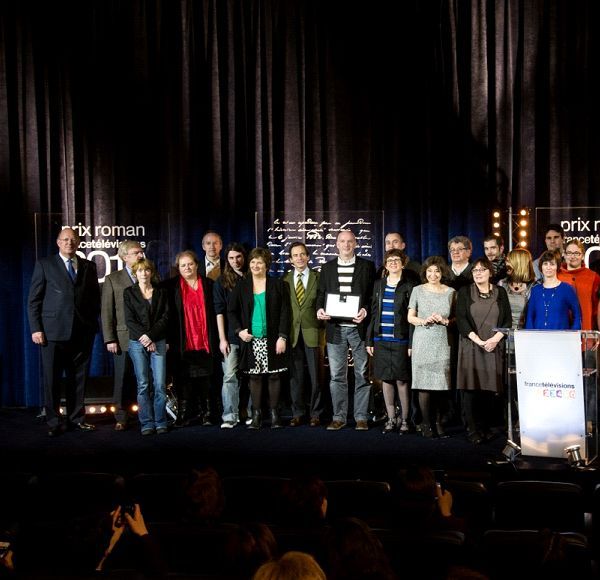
[355,420,369,431]
[309,417,321,427]
[114,422,127,431]
[289,417,304,427]
[326,420,346,431]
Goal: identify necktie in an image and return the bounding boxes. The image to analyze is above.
[67,259,77,282]
[207,262,220,281]
[295,275,305,306]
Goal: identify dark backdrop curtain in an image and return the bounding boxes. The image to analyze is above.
[1,0,599,405]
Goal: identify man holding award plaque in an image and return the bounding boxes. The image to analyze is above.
[316,230,376,431]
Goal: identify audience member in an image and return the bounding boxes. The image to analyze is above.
[526,250,581,330]
[456,257,511,444]
[162,250,219,427]
[482,234,506,283]
[316,230,376,431]
[284,242,324,427]
[407,256,455,438]
[27,227,101,437]
[367,249,416,434]
[279,475,328,527]
[228,247,291,429]
[182,466,225,525]
[224,522,278,579]
[324,517,396,580]
[253,551,326,580]
[101,239,145,431]
[214,242,248,428]
[124,259,169,436]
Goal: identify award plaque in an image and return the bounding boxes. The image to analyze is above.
[325,293,361,320]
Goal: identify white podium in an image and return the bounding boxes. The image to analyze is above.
[506,330,599,465]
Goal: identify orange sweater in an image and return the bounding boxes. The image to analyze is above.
[558,266,600,330]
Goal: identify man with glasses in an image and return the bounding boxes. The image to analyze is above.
[101,240,145,430]
[447,236,474,291]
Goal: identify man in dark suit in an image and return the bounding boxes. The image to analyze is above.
[28,227,101,436]
[198,231,226,281]
[284,242,323,427]
[316,230,376,431]
[101,239,144,430]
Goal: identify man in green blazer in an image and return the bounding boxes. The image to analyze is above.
[284,242,324,426]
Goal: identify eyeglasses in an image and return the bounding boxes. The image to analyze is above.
[450,247,467,253]
[386,258,402,264]
[472,267,489,274]
[565,251,582,257]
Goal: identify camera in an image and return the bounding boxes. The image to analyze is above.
[0,541,11,559]
[121,502,135,517]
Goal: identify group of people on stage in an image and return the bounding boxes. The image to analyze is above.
[28,222,599,442]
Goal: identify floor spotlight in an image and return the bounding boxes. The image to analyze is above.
[565,444,584,468]
[502,439,521,462]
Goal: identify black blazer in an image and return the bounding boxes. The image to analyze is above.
[366,277,416,346]
[123,284,169,342]
[28,254,100,340]
[456,283,512,338]
[160,275,219,357]
[316,256,376,342]
[228,275,291,372]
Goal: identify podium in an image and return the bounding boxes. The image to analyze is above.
[504,329,599,465]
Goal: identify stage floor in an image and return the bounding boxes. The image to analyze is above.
[2,407,599,494]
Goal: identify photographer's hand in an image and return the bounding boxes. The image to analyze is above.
[123,503,149,537]
[96,507,126,571]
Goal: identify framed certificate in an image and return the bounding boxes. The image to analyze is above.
[325,293,361,320]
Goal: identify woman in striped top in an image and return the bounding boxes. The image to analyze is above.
[367,249,417,434]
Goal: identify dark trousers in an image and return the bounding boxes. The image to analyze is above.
[112,349,137,423]
[40,332,95,428]
[289,331,323,419]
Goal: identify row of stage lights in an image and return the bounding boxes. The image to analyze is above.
[492,208,530,249]
[59,405,139,415]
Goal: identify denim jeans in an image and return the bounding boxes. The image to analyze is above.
[128,339,167,431]
[326,326,371,423]
[221,344,240,422]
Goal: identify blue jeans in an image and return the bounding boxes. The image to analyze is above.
[221,344,240,422]
[128,339,167,431]
[326,326,371,422]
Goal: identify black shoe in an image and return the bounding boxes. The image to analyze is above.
[436,422,450,439]
[248,410,262,430]
[467,430,483,445]
[420,423,434,438]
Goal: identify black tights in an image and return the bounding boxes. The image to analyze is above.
[462,390,495,434]
[249,373,281,411]
[418,391,447,427]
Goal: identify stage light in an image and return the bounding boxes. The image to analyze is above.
[59,407,65,415]
[520,208,527,216]
[519,230,527,237]
[131,404,139,413]
[493,222,500,228]
[565,444,584,468]
[109,406,116,413]
[520,241,527,247]
[493,211,501,218]
[502,440,521,462]
[89,406,96,414]
[520,219,528,227]
[100,406,107,414]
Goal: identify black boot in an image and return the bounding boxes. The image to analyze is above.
[201,399,213,426]
[270,408,282,429]
[175,400,189,427]
[248,409,262,430]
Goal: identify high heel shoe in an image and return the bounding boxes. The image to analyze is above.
[399,419,409,434]
[382,418,397,434]
[248,409,262,430]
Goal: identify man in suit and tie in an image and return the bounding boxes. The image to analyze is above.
[284,242,324,427]
[101,240,145,430]
[198,231,225,281]
[316,230,376,431]
[28,227,101,436]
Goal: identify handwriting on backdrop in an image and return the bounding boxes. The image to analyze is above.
[266,217,374,267]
